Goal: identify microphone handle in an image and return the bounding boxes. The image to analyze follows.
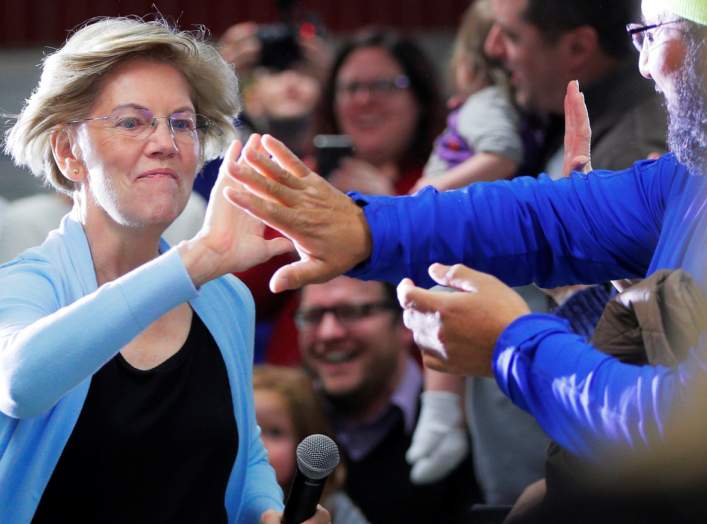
[282,470,327,524]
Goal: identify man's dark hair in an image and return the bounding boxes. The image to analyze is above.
[522,0,641,59]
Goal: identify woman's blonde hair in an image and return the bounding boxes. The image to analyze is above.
[4,16,240,194]
[451,0,507,89]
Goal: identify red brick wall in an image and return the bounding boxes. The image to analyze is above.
[0,0,468,46]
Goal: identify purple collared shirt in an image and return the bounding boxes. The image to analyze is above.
[330,357,422,462]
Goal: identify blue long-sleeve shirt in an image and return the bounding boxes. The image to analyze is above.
[347,154,706,458]
[0,215,283,523]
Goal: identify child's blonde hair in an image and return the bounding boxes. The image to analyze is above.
[253,365,345,498]
[451,0,507,91]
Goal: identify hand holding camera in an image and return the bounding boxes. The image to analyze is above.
[218,22,261,74]
[218,5,329,77]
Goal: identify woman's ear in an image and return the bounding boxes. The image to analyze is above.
[50,127,85,183]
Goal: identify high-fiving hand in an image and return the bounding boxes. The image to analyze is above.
[224,134,373,292]
[178,139,294,287]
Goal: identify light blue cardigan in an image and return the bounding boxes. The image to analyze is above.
[0,215,283,523]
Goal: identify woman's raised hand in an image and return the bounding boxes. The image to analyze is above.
[178,139,294,287]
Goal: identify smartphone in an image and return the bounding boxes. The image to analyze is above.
[313,134,354,178]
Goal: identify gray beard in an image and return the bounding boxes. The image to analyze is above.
[667,40,707,175]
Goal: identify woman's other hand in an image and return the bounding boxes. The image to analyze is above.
[218,22,261,75]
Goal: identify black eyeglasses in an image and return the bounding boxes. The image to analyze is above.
[294,301,398,329]
[626,20,682,52]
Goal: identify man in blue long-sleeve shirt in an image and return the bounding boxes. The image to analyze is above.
[227,0,706,462]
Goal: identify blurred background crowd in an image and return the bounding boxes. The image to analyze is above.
[1,0,704,523]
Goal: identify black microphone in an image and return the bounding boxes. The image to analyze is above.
[282,434,340,524]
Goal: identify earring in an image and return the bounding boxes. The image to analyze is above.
[73,168,79,175]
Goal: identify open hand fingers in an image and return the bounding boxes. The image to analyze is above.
[225,138,243,164]
[229,153,302,209]
[260,134,312,179]
[223,183,296,234]
[241,134,306,190]
[214,140,243,184]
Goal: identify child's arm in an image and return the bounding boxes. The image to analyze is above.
[412,151,517,193]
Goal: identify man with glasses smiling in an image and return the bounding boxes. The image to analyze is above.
[295,276,478,524]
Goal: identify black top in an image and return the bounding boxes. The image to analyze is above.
[343,404,480,524]
[33,312,238,524]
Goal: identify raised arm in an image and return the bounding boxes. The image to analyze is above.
[349,156,674,288]
[0,250,197,419]
[229,132,675,293]
[0,140,292,419]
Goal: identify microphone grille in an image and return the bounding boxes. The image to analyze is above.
[295,434,340,480]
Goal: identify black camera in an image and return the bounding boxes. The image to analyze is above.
[256,23,301,71]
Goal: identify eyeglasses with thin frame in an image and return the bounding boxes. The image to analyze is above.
[67,105,218,144]
[625,20,682,52]
[336,75,411,100]
[294,301,398,329]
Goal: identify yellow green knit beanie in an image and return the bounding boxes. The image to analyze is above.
[664,0,707,25]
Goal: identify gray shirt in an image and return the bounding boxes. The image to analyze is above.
[424,85,523,178]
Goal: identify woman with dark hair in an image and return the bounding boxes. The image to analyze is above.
[258,29,445,365]
[315,29,444,195]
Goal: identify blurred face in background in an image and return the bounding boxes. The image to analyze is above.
[249,66,321,120]
[334,46,421,166]
[254,388,296,487]
[484,0,569,113]
[297,277,408,416]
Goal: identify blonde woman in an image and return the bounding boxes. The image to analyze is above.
[1,16,326,524]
